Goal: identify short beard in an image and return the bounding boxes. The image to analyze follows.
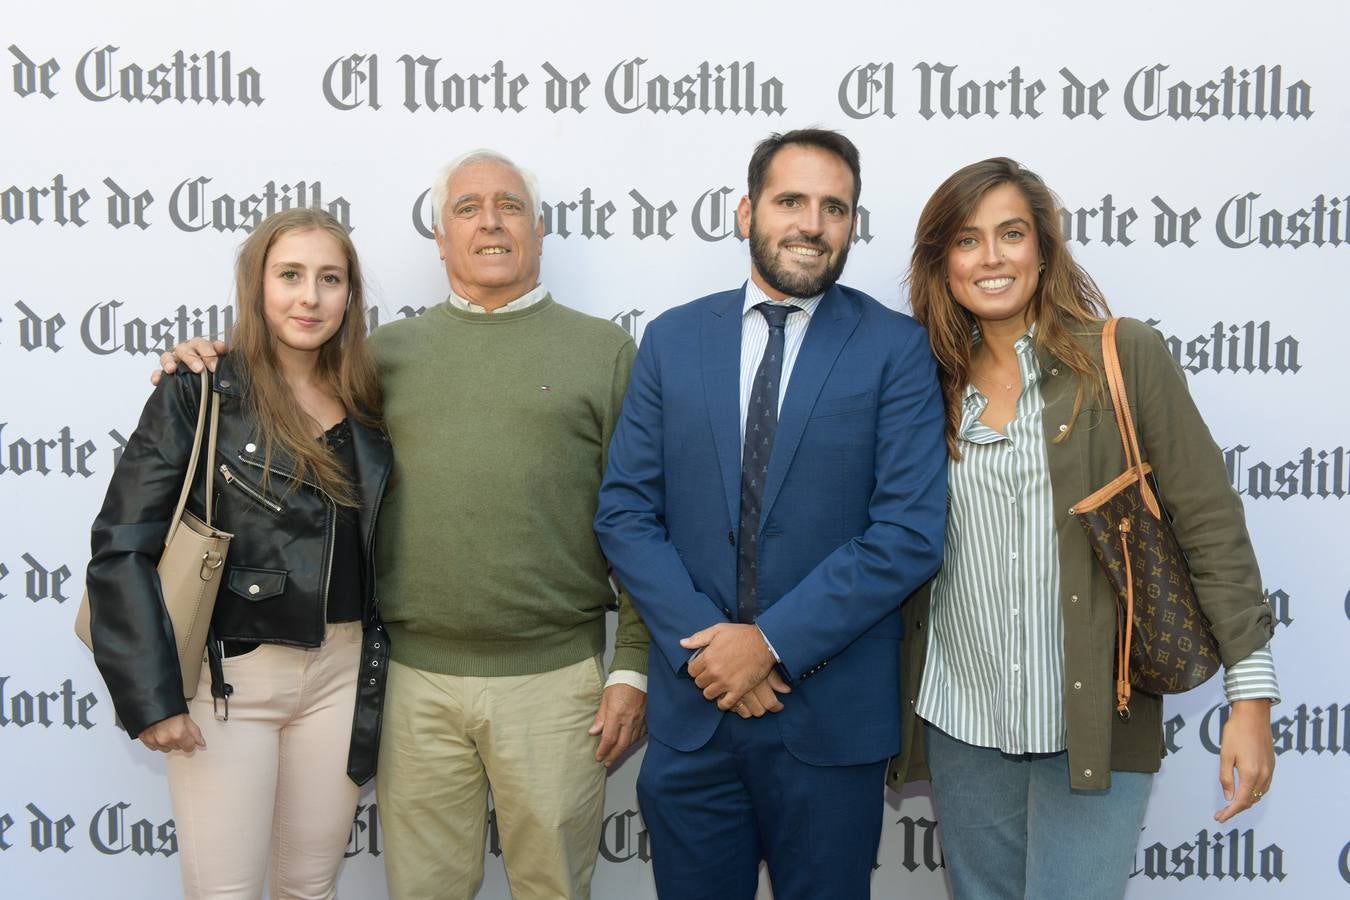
[749,220,850,299]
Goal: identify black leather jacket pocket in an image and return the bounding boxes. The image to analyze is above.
[227,566,288,602]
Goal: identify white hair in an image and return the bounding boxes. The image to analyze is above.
[430,149,542,234]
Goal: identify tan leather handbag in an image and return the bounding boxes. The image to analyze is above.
[76,371,233,699]
[1070,319,1221,717]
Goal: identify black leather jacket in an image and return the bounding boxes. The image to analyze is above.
[86,356,392,777]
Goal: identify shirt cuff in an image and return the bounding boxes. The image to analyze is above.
[1222,644,1280,705]
[605,669,647,693]
[757,625,781,663]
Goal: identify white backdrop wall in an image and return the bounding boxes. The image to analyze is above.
[1,2,1347,897]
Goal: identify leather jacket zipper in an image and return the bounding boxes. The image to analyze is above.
[237,455,335,633]
[219,464,282,513]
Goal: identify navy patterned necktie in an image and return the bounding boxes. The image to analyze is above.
[737,302,801,623]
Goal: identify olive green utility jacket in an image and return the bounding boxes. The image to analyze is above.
[888,317,1274,791]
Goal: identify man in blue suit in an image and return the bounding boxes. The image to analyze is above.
[594,129,948,899]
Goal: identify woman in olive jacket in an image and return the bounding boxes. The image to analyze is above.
[888,158,1278,900]
[86,208,390,900]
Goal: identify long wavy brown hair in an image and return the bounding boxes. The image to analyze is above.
[907,158,1110,459]
[232,208,382,506]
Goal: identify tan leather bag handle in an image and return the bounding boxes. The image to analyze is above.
[1101,318,1161,520]
[165,370,219,544]
[1101,318,1162,716]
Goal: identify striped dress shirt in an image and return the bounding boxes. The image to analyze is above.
[737,281,821,663]
[917,332,1278,755]
[738,281,822,447]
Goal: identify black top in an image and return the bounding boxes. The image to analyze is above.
[324,418,364,624]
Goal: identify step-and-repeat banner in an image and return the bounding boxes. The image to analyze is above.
[2,3,1346,897]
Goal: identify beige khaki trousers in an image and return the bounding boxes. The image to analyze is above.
[166,622,363,900]
[377,655,606,900]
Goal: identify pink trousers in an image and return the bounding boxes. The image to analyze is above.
[166,622,362,899]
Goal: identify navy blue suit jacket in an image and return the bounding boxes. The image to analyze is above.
[596,283,947,766]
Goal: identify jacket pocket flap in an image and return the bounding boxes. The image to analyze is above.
[814,390,876,418]
[228,567,287,602]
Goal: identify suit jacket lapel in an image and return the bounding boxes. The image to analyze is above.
[761,286,859,526]
[702,287,746,529]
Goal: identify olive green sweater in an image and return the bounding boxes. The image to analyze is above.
[370,296,648,676]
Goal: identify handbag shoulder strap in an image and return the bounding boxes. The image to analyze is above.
[164,370,218,545]
[1101,318,1162,519]
[204,385,221,524]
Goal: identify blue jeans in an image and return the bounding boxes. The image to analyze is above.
[925,723,1153,900]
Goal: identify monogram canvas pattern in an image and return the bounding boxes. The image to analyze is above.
[1075,473,1221,694]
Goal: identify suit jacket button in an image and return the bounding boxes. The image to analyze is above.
[728,531,735,546]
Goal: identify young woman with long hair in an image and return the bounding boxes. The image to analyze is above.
[85,207,390,899]
[888,158,1279,900]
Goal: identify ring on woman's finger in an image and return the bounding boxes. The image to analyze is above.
[1251,789,1265,801]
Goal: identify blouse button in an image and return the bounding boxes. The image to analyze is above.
[248,584,260,595]
[1083,769,1093,778]
[1073,680,1082,690]
[1070,594,1079,603]
[245,442,257,453]
[1058,424,1068,433]
[1051,368,1060,376]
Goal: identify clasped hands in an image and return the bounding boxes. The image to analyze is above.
[682,623,790,719]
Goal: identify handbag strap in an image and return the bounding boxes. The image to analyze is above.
[164,370,218,545]
[205,387,220,525]
[1102,320,1138,716]
[1116,519,1134,717]
[1100,319,1162,520]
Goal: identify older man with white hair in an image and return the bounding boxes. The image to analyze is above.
[371,149,649,899]
[160,149,649,900]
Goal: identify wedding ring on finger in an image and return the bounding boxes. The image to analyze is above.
[1251,789,1265,802]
